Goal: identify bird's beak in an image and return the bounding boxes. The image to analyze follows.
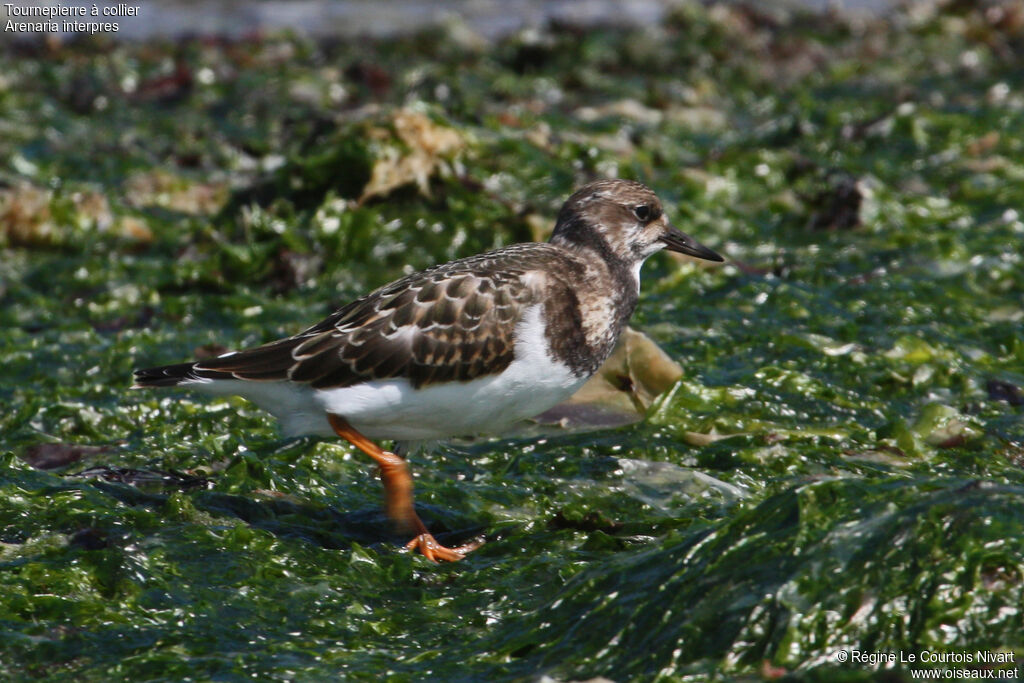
[659,224,724,262]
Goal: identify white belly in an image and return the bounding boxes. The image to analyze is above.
[188,305,587,440]
[313,305,584,439]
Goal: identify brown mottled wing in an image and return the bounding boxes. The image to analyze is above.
[194,247,550,389]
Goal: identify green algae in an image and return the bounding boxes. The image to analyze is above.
[2,3,1024,681]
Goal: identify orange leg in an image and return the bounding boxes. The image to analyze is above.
[327,413,479,563]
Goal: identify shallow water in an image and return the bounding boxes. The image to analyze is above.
[2,2,1023,681]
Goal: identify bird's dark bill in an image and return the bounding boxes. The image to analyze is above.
[660,226,724,262]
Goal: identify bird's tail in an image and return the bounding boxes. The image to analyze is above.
[132,361,227,388]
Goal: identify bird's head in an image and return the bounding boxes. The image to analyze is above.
[550,179,723,266]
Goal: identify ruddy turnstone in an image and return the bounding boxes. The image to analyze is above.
[133,179,723,562]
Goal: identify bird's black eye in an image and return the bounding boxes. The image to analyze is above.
[633,205,651,222]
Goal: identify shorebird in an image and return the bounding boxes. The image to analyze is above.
[134,179,724,562]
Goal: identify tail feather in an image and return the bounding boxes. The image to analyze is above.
[132,361,230,388]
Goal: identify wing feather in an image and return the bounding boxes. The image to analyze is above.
[192,245,564,390]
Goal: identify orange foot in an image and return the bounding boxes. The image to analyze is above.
[404,533,483,563]
[326,413,483,563]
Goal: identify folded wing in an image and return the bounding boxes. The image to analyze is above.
[193,259,541,390]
